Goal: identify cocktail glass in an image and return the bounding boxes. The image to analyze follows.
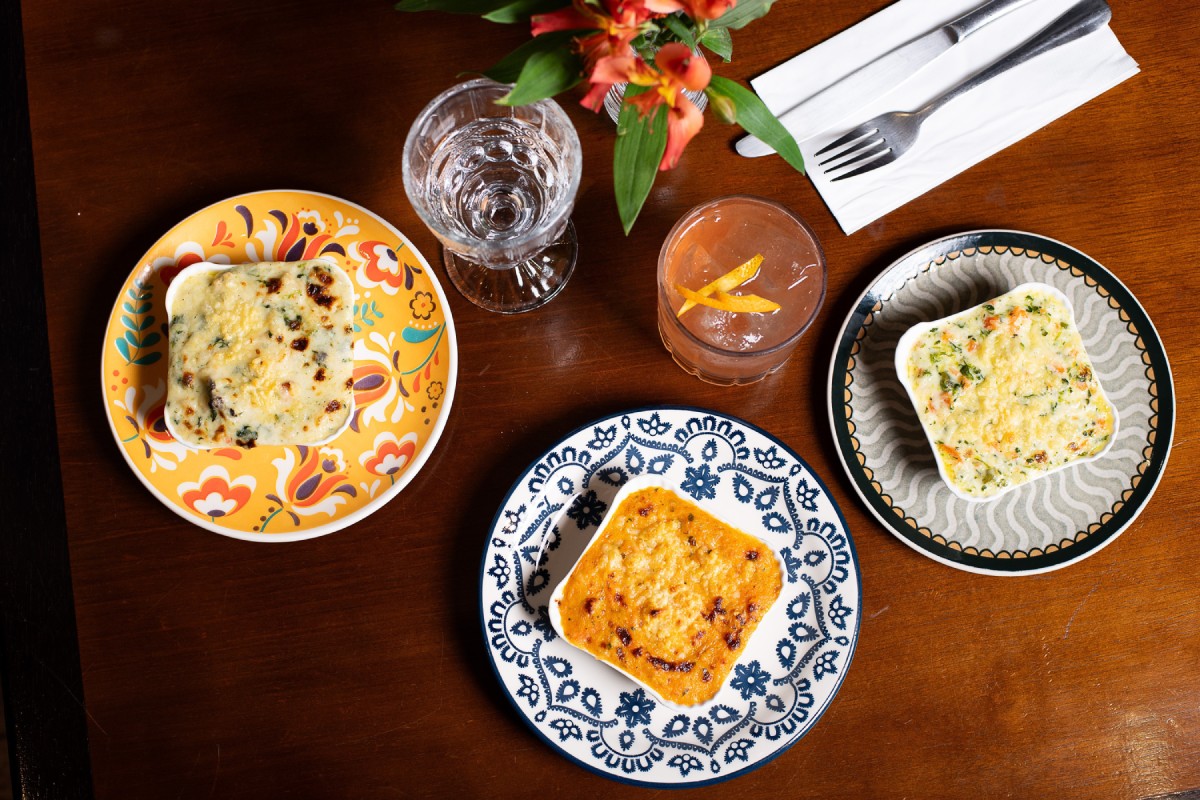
[657,195,826,385]
[402,78,582,314]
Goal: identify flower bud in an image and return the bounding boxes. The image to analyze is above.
[708,90,737,124]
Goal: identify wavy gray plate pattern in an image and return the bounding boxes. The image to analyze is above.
[829,231,1173,575]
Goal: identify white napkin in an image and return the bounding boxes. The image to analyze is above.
[750,0,1139,234]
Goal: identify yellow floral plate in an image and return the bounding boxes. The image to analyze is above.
[102,190,457,541]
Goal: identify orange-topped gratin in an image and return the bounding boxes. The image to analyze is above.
[555,486,782,706]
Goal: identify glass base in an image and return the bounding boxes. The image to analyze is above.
[441,220,577,314]
[657,318,788,386]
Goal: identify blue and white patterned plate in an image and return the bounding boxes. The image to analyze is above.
[479,407,860,787]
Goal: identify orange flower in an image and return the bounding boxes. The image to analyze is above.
[143,401,175,444]
[356,240,405,292]
[178,466,255,521]
[266,446,355,523]
[272,212,339,262]
[534,0,659,110]
[643,0,736,21]
[352,362,392,411]
[530,0,594,37]
[359,431,419,483]
[590,43,711,169]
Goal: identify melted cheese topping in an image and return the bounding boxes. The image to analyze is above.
[557,487,782,705]
[167,260,354,447]
[902,285,1116,498]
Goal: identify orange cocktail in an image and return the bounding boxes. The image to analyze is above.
[657,196,826,385]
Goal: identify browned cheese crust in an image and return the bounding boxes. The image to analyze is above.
[166,260,354,447]
[557,487,782,705]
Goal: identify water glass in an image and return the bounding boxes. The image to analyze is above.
[403,78,582,314]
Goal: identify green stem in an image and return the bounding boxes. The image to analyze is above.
[260,508,282,533]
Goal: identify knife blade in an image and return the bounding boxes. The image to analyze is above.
[736,0,1039,158]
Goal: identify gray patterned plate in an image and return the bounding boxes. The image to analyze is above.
[480,407,860,786]
[829,231,1174,575]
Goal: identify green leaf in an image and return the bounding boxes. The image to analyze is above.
[710,0,775,29]
[123,301,135,313]
[614,86,668,235]
[485,29,588,84]
[137,316,155,331]
[482,0,567,23]
[140,332,161,349]
[706,75,804,173]
[125,330,141,348]
[121,315,136,331]
[496,47,583,106]
[132,352,162,366]
[132,302,151,314]
[662,15,697,50]
[116,337,131,361]
[698,26,732,61]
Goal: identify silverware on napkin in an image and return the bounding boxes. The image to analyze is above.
[735,0,1040,158]
[814,0,1112,180]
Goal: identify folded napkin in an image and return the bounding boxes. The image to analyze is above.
[750,0,1139,234]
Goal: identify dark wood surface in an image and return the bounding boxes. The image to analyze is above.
[2,1,90,798]
[10,0,1200,796]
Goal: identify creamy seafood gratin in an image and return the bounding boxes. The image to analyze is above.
[898,283,1117,499]
[555,486,782,706]
[166,260,354,448]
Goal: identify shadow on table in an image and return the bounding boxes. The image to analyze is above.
[0,679,10,800]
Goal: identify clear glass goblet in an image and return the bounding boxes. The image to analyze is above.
[402,78,582,314]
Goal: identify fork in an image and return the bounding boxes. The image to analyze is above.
[814,0,1112,182]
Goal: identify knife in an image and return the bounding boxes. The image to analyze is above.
[736,0,1040,158]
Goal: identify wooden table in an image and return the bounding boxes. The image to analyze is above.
[5,0,1199,796]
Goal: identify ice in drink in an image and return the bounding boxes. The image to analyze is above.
[657,196,826,385]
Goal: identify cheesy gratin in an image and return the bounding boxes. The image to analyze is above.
[166,260,354,448]
[896,283,1117,500]
[553,486,782,706]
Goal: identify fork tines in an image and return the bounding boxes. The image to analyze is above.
[814,127,896,182]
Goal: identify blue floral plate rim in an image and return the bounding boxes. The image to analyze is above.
[478,404,861,787]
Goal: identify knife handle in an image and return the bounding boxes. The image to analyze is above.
[927,0,1112,114]
[949,0,1038,41]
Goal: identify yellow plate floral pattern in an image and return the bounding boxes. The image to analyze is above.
[102,190,457,541]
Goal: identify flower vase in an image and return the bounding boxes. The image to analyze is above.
[603,82,709,125]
